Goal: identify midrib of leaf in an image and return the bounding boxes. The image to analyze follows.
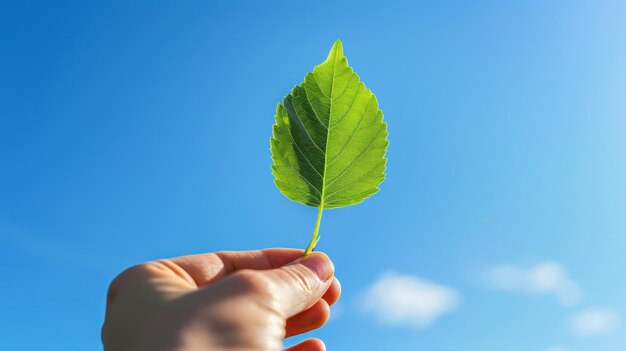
[303,42,339,256]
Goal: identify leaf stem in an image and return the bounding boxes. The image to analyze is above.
[303,205,324,256]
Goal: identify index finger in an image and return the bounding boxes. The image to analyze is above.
[167,248,305,287]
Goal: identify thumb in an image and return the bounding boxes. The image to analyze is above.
[260,252,335,318]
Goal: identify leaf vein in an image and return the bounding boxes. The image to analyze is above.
[331,84,363,128]
[277,182,321,202]
[331,72,356,102]
[303,88,328,129]
[324,158,386,202]
[310,73,330,99]
[323,125,385,192]
[282,131,323,178]
[275,146,323,195]
[288,101,325,154]
[327,95,374,167]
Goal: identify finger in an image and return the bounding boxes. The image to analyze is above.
[285,299,330,337]
[322,278,341,306]
[284,338,325,351]
[167,248,305,286]
[284,278,340,337]
[259,252,334,318]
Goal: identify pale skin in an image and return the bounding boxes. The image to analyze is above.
[102,249,341,351]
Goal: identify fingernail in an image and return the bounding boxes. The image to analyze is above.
[300,252,334,282]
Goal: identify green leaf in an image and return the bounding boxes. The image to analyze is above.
[270,40,388,254]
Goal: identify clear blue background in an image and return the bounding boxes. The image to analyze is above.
[1,1,625,350]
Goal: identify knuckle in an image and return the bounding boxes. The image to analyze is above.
[107,263,150,302]
[107,262,165,303]
[229,269,272,296]
[284,266,317,293]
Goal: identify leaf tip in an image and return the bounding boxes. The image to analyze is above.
[326,39,344,61]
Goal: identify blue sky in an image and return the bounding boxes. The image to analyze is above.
[1,1,625,350]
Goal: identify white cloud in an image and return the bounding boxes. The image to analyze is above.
[570,308,620,337]
[483,261,583,306]
[545,346,568,351]
[360,271,460,329]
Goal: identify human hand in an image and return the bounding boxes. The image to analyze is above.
[102,249,340,351]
